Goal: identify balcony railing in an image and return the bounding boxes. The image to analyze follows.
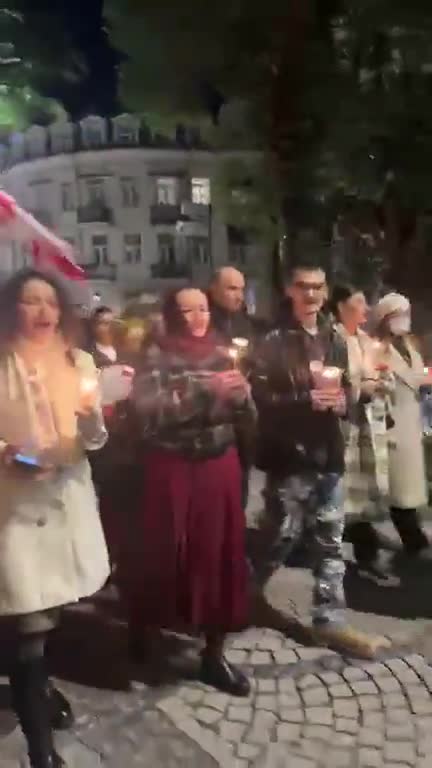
[181,201,210,223]
[77,201,113,224]
[150,204,181,226]
[150,262,191,279]
[82,263,117,281]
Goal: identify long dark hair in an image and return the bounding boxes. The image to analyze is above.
[0,268,78,349]
[162,285,208,336]
[328,283,357,321]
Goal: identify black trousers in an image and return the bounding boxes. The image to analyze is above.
[345,520,380,566]
[390,507,429,554]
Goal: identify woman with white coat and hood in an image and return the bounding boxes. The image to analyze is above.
[373,292,430,556]
[0,269,109,768]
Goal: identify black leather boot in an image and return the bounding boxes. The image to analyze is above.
[200,654,250,697]
[46,681,74,731]
[9,658,65,768]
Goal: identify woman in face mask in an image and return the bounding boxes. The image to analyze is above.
[373,293,430,556]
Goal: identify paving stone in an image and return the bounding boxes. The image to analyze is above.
[277,723,302,742]
[384,741,416,766]
[325,748,352,767]
[181,688,204,705]
[302,687,329,706]
[404,654,426,675]
[362,663,391,678]
[331,733,356,748]
[358,727,385,748]
[203,693,230,712]
[409,699,432,715]
[358,747,384,767]
[375,676,401,693]
[280,708,305,723]
[329,684,353,699]
[385,660,419,686]
[418,735,432,757]
[225,650,249,665]
[257,637,283,652]
[382,692,407,709]
[252,711,278,729]
[335,718,359,734]
[319,672,343,686]
[257,680,277,693]
[219,721,247,743]
[386,709,412,725]
[305,707,333,726]
[351,681,379,696]
[302,725,333,743]
[250,651,273,665]
[278,678,298,694]
[246,727,272,746]
[405,684,429,702]
[416,715,432,733]
[237,743,261,760]
[298,675,322,690]
[358,696,382,712]
[227,706,253,724]
[195,707,223,726]
[386,723,416,741]
[273,650,298,665]
[278,693,301,709]
[362,712,385,729]
[334,699,359,719]
[158,697,192,722]
[297,648,327,661]
[256,694,279,711]
[343,667,368,683]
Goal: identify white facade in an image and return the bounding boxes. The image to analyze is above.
[0,115,270,312]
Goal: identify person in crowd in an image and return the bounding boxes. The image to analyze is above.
[127,286,255,696]
[373,293,430,556]
[251,258,391,658]
[208,267,257,508]
[0,269,109,768]
[87,306,117,368]
[331,284,397,584]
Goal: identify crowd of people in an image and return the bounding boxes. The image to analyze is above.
[0,261,430,767]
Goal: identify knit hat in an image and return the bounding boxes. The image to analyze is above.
[373,292,410,326]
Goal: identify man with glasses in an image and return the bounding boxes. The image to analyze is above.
[250,258,391,657]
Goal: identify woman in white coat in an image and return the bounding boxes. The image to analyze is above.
[373,293,430,556]
[0,270,110,768]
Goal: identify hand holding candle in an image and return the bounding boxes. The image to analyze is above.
[229,337,249,369]
[78,375,99,415]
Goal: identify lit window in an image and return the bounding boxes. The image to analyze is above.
[191,178,210,205]
[61,183,75,211]
[121,178,139,208]
[124,233,142,264]
[188,236,209,265]
[86,179,105,203]
[156,177,178,206]
[157,234,176,264]
[91,234,109,265]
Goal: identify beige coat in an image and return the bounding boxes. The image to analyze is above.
[387,340,427,509]
[0,350,110,616]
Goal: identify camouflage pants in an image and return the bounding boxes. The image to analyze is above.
[255,472,346,626]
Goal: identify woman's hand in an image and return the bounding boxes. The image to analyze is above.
[311,389,346,415]
[1,445,53,481]
[205,371,250,402]
[77,377,99,416]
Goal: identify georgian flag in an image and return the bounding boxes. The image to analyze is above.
[0,190,85,280]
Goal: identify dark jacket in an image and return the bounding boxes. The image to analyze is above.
[209,300,255,345]
[132,343,257,461]
[251,304,350,475]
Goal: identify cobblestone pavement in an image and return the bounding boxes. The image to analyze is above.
[0,471,432,767]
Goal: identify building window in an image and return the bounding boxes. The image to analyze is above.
[121,178,139,208]
[157,234,176,265]
[229,244,247,266]
[61,183,75,211]
[191,178,210,205]
[91,234,109,265]
[187,236,209,265]
[156,177,178,206]
[124,233,142,264]
[86,179,105,204]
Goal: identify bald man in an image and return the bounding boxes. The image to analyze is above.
[208,267,253,343]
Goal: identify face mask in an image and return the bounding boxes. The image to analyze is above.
[389,316,411,336]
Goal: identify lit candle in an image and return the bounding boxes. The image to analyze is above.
[318,366,342,390]
[229,337,249,368]
[80,376,98,396]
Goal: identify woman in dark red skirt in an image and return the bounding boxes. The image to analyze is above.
[128,287,255,697]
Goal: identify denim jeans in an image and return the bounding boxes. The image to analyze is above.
[255,472,346,626]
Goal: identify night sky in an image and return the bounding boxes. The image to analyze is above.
[39,0,120,118]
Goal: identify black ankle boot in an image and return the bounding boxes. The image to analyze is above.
[9,658,66,768]
[200,654,250,697]
[46,681,74,731]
